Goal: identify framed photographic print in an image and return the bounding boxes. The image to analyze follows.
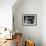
[22,14,37,26]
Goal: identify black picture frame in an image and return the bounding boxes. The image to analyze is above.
[22,14,37,26]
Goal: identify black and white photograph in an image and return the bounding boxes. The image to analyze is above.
[22,14,37,26]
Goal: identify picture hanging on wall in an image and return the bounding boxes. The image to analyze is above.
[22,14,37,26]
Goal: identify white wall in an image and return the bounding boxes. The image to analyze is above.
[0,0,16,30]
[13,0,41,46]
[41,0,46,46]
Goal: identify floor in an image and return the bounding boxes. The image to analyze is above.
[0,39,16,46]
[0,33,23,46]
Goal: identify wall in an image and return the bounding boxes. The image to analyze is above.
[0,0,16,30]
[41,0,46,46]
[13,0,41,46]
